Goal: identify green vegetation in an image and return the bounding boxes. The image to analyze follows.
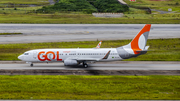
[0,13,179,24]
[124,7,147,14]
[0,6,43,14]
[37,0,97,14]
[37,0,129,14]
[124,0,180,12]
[0,0,179,24]
[0,33,22,35]
[0,75,180,100]
[0,0,49,5]
[0,38,179,61]
[91,0,129,13]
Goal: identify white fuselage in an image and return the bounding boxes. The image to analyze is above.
[18,48,123,63]
[18,24,151,67]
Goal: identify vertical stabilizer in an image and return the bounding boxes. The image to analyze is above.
[117,24,151,59]
[130,24,151,54]
[121,24,151,54]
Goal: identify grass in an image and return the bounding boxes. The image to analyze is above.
[0,38,179,61]
[0,1,180,24]
[0,0,49,5]
[124,0,180,12]
[0,13,179,24]
[0,33,22,35]
[124,7,147,14]
[0,6,44,14]
[0,75,179,100]
[0,0,179,24]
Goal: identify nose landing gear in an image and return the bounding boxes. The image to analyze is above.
[26,62,34,67]
[30,63,33,67]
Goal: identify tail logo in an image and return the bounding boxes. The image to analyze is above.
[131,24,151,54]
[96,41,102,48]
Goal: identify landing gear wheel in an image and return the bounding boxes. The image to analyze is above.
[30,63,33,67]
[83,63,88,68]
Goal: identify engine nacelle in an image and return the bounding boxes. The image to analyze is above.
[64,60,78,66]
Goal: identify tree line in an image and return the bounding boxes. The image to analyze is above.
[37,0,129,14]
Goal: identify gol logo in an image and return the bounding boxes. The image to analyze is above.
[38,51,62,61]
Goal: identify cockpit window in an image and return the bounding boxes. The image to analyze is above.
[24,53,29,55]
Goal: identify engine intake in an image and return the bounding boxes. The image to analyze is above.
[64,60,78,66]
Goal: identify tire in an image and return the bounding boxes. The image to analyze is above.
[83,64,88,68]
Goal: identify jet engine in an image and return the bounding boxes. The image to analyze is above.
[64,60,78,66]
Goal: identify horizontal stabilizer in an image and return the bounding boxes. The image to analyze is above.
[135,50,147,52]
[145,46,149,50]
[135,46,149,52]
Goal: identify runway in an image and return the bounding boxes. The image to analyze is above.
[0,24,179,44]
[0,61,179,70]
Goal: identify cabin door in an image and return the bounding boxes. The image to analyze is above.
[33,51,37,59]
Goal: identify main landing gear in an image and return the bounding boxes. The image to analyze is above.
[83,62,88,68]
[30,63,33,67]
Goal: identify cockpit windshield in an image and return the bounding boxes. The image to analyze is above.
[24,53,29,55]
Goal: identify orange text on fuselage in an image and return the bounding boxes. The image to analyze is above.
[38,51,62,61]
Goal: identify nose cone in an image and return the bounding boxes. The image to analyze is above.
[18,55,23,60]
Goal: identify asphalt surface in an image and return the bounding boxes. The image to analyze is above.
[0,61,179,70]
[0,24,179,44]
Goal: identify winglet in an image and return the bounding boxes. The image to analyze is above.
[96,41,102,48]
[103,50,111,59]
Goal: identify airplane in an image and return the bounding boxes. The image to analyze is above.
[18,24,151,68]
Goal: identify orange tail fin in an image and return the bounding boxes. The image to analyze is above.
[130,24,151,54]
